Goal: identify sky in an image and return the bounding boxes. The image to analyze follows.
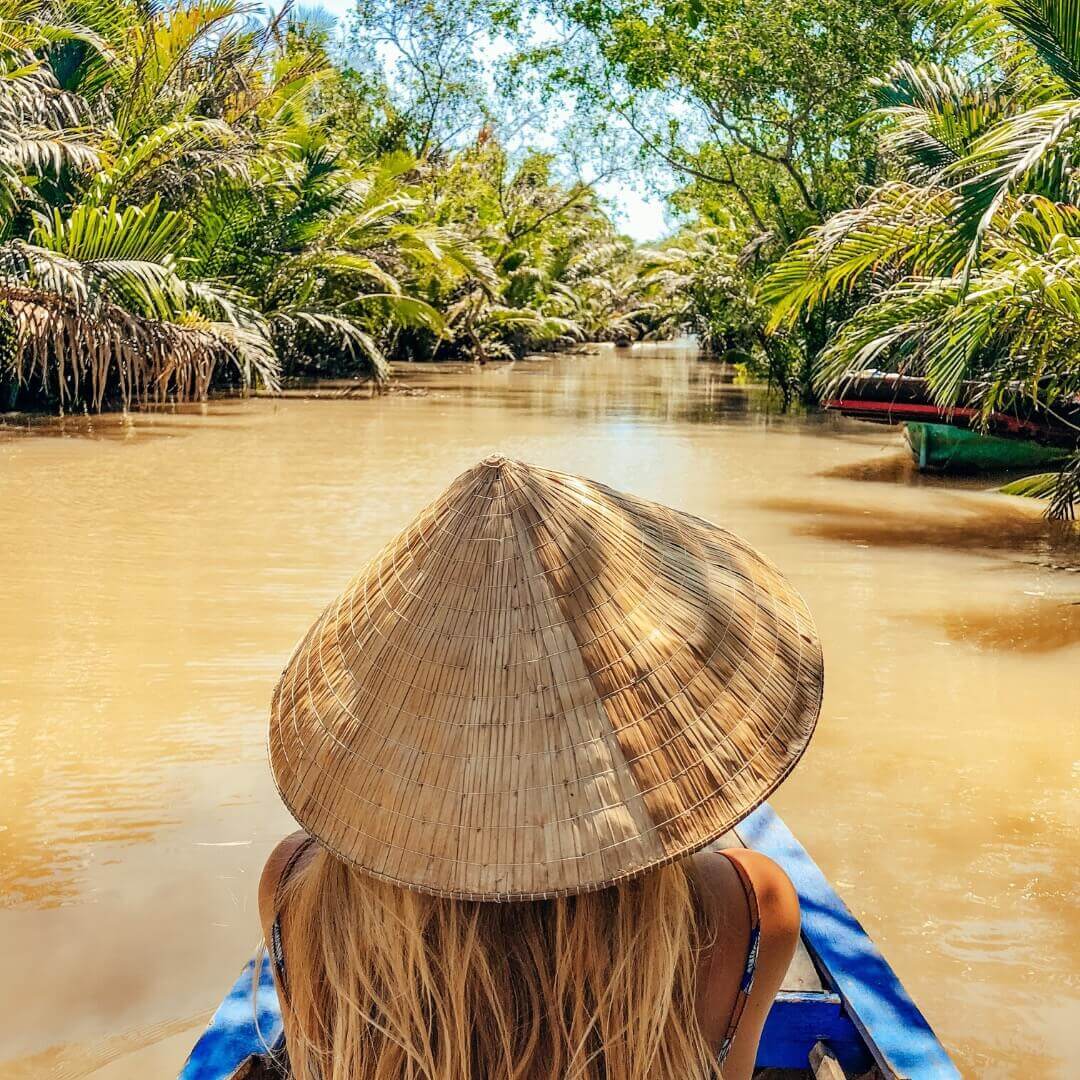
[313,0,672,241]
[596,182,670,243]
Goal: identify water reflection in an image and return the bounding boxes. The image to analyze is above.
[923,598,1080,652]
[395,350,766,426]
[0,402,257,443]
[758,494,1079,563]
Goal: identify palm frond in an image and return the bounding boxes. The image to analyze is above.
[950,98,1080,261]
[355,292,445,333]
[762,183,954,329]
[29,197,192,315]
[995,0,1080,94]
[89,117,238,203]
[1001,452,1080,518]
[0,281,270,410]
[871,61,1009,182]
[274,309,389,381]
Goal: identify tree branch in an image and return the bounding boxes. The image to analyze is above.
[617,106,767,231]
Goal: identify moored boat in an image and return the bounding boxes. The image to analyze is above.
[179,804,959,1080]
[823,372,1078,473]
[905,422,1068,471]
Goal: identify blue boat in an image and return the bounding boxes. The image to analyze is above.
[179,804,959,1080]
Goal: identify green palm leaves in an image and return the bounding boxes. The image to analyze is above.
[763,0,1080,516]
[0,0,631,410]
[0,0,505,408]
[0,1,282,406]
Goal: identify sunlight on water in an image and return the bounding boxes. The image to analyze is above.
[0,345,1076,1077]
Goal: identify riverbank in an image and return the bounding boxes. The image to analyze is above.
[0,344,620,417]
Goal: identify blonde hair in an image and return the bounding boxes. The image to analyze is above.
[272,846,723,1080]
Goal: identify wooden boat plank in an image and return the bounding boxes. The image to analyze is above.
[736,805,959,1080]
[821,372,1080,449]
[759,991,870,1073]
[811,1040,850,1080]
[781,938,828,994]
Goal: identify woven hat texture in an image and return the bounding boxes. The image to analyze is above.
[269,456,823,899]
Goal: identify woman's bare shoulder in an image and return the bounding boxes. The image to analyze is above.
[691,847,799,953]
[692,845,795,906]
[695,847,800,1079]
[717,848,801,939]
[257,830,311,934]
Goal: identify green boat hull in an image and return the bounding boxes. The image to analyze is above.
[906,422,1068,471]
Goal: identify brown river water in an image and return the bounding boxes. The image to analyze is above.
[0,344,1077,1078]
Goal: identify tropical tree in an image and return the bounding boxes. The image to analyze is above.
[399,140,643,361]
[545,0,921,226]
[633,225,803,399]
[0,0,283,411]
[188,137,465,379]
[0,0,646,410]
[344,0,512,158]
[762,0,1080,517]
[502,0,930,395]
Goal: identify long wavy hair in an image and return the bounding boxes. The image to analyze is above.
[271,845,723,1080]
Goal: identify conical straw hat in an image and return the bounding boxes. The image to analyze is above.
[269,456,823,900]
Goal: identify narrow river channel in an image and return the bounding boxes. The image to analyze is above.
[0,344,1076,1077]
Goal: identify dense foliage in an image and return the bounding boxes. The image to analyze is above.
[762,0,1080,515]
[532,0,928,397]
[3,0,1078,513]
[526,0,1079,511]
[0,0,648,411]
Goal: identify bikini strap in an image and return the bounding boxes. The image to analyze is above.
[716,851,762,1063]
[268,836,316,1002]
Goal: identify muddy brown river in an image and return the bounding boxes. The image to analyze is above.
[0,345,1077,1077]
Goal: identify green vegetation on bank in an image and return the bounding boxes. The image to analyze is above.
[1,0,1079,514]
[538,0,926,401]
[760,0,1080,516]
[0,0,671,412]
[539,0,1080,514]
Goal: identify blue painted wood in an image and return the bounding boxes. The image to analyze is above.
[759,991,872,1072]
[737,804,960,1080]
[179,954,282,1080]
